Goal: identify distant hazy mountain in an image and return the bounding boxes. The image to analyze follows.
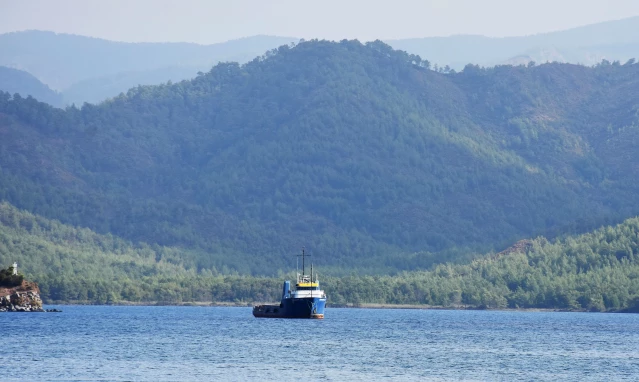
[62,66,201,106]
[388,16,639,69]
[0,66,63,107]
[502,42,639,67]
[0,30,297,94]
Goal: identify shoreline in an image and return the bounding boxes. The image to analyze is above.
[42,300,600,313]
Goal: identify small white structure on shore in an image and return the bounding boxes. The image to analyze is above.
[12,262,17,275]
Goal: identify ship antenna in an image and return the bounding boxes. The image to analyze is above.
[296,247,312,282]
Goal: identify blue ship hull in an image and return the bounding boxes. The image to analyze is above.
[253,297,326,319]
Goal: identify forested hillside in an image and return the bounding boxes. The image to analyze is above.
[332,215,639,312]
[0,202,281,303]
[1,39,639,275]
[2,201,638,311]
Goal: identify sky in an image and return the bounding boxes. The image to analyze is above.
[1,0,639,44]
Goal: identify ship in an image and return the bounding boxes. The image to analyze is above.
[253,248,326,319]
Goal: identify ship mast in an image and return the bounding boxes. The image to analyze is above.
[297,247,312,283]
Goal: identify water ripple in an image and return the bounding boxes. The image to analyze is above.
[1,306,638,381]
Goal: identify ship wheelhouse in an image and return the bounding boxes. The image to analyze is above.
[289,274,326,299]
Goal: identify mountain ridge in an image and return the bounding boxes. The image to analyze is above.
[387,16,639,68]
[0,30,297,91]
[2,16,639,106]
[0,66,64,107]
[1,40,639,274]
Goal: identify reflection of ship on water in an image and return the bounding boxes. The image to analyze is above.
[252,248,326,319]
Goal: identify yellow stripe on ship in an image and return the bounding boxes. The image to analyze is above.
[296,282,319,287]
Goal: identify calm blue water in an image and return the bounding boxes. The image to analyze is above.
[1,306,638,381]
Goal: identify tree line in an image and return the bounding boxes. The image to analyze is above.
[1,202,638,311]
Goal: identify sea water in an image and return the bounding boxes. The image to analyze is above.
[1,306,638,381]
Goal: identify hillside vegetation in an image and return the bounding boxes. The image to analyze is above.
[2,202,639,311]
[1,40,639,275]
[0,202,281,303]
[333,217,639,312]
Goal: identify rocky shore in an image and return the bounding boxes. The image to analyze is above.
[0,280,44,312]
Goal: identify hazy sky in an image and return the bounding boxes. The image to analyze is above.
[2,0,639,44]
